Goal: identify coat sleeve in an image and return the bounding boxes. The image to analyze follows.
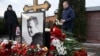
[13,11,19,25]
[4,11,7,23]
[13,11,17,18]
[65,9,75,22]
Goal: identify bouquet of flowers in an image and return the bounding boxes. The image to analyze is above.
[49,26,67,56]
[49,26,87,56]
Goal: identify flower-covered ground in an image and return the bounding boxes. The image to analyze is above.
[0,36,100,56]
[0,39,48,56]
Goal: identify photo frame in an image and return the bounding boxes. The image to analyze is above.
[21,12,45,45]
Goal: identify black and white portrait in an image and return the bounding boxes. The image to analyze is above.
[22,12,44,46]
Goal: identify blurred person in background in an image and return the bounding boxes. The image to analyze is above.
[61,1,75,33]
[4,5,18,40]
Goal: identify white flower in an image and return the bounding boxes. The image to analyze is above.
[52,38,60,46]
[13,41,18,44]
[51,38,67,55]
[1,39,8,46]
[11,45,15,49]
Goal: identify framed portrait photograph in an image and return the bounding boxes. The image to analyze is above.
[21,12,45,46]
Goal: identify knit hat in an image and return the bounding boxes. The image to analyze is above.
[8,5,12,8]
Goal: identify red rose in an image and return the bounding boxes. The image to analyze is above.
[74,51,80,56]
[79,49,87,56]
[0,49,7,56]
[50,45,56,51]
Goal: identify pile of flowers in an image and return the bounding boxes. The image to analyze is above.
[48,25,87,56]
[0,39,48,56]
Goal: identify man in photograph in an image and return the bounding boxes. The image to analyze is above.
[27,16,43,46]
[4,5,18,40]
[61,1,75,33]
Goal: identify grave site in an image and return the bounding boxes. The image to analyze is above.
[0,0,100,56]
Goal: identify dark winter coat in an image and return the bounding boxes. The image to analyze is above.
[62,6,75,29]
[4,9,18,25]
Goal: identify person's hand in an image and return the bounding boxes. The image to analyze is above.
[61,19,65,23]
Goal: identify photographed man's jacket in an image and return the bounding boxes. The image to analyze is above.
[4,10,18,24]
[31,33,43,46]
[62,6,75,29]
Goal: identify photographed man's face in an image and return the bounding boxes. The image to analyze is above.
[27,16,38,37]
[63,1,69,9]
[27,20,33,37]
